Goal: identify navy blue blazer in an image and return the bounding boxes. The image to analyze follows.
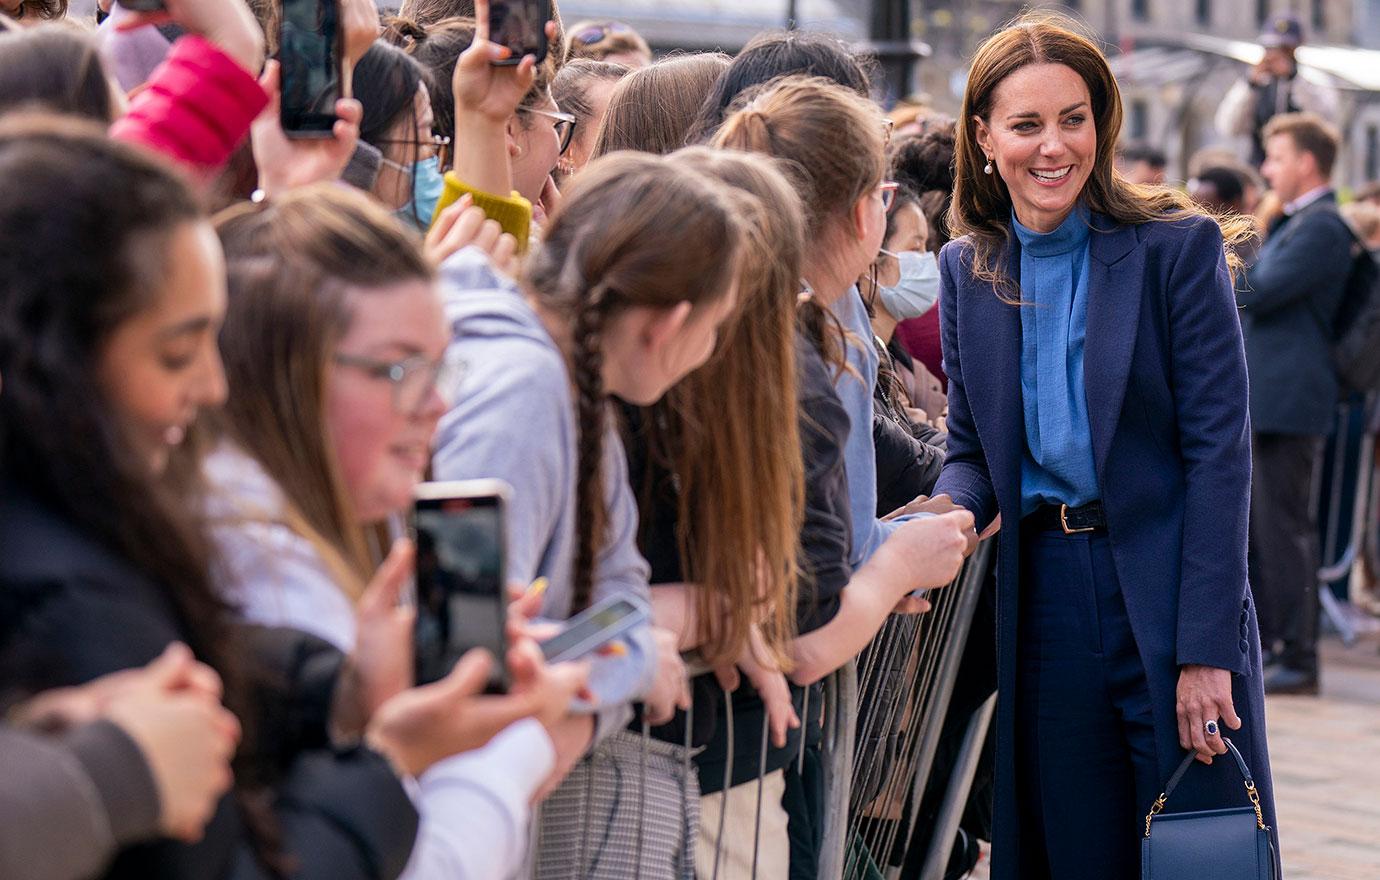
[934,213,1277,878]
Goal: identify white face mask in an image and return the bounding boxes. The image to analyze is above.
[877,249,941,320]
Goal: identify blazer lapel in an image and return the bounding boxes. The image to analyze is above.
[960,239,1024,513]
[1084,214,1144,481]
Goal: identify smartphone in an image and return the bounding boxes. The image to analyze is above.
[412,480,512,692]
[116,0,166,9]
[489,0,550,66]
[278,0,344,137]
[538,596,649,664]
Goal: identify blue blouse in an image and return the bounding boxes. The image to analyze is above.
[1014,205,1099,517]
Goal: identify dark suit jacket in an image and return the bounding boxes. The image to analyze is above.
[1240,191,1353,435]
[933,213,1277,880]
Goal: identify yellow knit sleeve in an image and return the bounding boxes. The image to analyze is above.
[431,172,533,252]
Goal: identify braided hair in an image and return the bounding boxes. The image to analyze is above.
[524,150,744,612]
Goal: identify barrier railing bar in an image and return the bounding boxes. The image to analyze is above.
[818,661,858,880]
[918,692,996,880]
[752,714,769,879]
[893,538,995,874]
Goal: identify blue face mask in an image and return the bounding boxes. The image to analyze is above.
[387,154,446,231]
[877,249,941,320]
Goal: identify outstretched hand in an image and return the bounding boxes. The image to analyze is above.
[251,61,363,199]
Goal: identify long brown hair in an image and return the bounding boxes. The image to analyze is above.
[590,53,731,157]
[0,24,116,123]
[638,146,806,668]
[952,11,1254,292]
[213,185,434,597]
[525,151,744,613]
[713,76,885,373]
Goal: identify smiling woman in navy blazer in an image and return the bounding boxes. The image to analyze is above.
[933,14,1279,879]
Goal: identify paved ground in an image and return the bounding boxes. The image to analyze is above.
[964,635,1380,880]
[1267,636,1380,880]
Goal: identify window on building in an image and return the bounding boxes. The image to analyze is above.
[1196,0,1211,25]
[1130,99,1149,141]
[1132,0,1149,22]
[1256,0,1269,27]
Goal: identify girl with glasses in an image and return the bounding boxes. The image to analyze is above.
[205,183,587,880]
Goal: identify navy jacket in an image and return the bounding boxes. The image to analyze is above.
[934,213,1277,879]
[1239,192,1353,435]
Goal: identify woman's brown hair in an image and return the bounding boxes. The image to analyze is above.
[213,185,434,597]
[0,24,115,123]
[590,53,730,157]
[635,146,806,667]
[952,11,1254,292]
[713,75,886,373]
[525,150,744,612]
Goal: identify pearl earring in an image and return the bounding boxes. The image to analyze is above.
[983,158,994,175]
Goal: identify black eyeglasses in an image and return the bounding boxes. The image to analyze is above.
[518,106,577,155]
[573,21,634,45]
[333,351,465,415]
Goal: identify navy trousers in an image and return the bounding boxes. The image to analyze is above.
[1016,526,1159,880]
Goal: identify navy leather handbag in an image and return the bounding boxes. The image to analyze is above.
[1141,738,1275,880]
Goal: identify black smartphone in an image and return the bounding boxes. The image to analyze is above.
[278,0,344,138]
[539,596,649,664]
[489,0,550,66]
[116,0,166,10]
[412,480,511,692]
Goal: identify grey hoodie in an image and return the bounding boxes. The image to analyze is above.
[431,248,655,742]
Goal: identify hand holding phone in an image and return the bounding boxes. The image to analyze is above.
[487,0,552,67]
[279,0,345,137]
[537,595,649,664]
[116,0,265,74]
[413,480,512,692]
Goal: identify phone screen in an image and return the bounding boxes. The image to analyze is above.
[539,598,643,663]
[489,0,551,66]
[279,0,342,135]
[413,493,508,690]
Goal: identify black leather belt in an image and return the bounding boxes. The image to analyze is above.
[1025,501,1107,534]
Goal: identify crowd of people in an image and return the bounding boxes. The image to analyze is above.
[0,2,1376,880]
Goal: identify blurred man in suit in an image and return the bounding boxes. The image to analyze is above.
[1240,112,1352,695]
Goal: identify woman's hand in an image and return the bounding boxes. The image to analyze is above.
[1176,664,1241,765]
[13,644,240,843]
[641,626,690,725]
[423,194,519,273]
[333,539,416,740]
[871,510,972,595]
[737,626,800,748]
[116,0,265,75]
[453,0,542,127]
[250,61,363,199]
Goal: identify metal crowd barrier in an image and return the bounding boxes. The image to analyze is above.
[1317,393,1379,644]
[527,537,998,880]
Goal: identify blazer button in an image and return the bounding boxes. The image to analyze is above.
[1239,639,1249,652]
[1241,612,1248,626]
[1243,598,1250,610]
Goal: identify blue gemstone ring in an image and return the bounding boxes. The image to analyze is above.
[1204,719,1220,737]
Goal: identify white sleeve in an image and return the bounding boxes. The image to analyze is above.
[399,719,556,880]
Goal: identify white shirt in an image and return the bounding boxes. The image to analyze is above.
[1284,185,1332,215]
[205,443,554,880]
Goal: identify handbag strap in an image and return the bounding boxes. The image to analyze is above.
[1144,738,1266,837]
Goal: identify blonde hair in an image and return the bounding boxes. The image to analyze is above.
[951,11,1254,294]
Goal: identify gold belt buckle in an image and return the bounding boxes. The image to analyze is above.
[1060,503,1095,535]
